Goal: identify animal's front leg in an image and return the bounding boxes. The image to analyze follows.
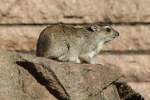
[67,47,81,63]
[79,52,95,64]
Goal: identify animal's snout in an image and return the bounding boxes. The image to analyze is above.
[115,31,119,37]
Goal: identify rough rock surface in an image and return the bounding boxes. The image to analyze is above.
[96,55,150,82]
[17,60,122,100]
[0,50,144,100]
[0,51,121,100]
[129,82,150,100]
[0,26,44,52]
[0,50,123,100]
[0,50,57,100]
[0,0,150,23]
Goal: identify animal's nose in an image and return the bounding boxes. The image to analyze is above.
[115,31,119,37]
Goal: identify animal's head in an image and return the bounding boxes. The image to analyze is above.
[87,24,119,43]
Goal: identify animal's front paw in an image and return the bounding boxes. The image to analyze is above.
[90,60,104,65]
[69,57,81,64]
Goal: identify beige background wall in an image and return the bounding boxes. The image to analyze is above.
[0,0,150,99]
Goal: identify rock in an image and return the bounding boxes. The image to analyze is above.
[0,26,44,52]
[96,54,150,82]
[115,81,144,100]
[128,82,150,100]
[0,50,143,100]
[100,84,120,100]
[0,50,57,100]
[0,0,150,23]
[16,51,122,100]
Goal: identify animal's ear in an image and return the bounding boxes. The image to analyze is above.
[87,25,98,32]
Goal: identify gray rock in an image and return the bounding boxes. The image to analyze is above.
[0,0,150,23]
[0,50,57,100]
[0,50,144,100]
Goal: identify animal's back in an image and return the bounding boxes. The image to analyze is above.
[36,24,68,58]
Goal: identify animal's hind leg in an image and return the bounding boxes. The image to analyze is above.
[58,52,69,62]
[67,47,81,63]
[46,43,69,61]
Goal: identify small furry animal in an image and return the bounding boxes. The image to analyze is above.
[36,23,119,64]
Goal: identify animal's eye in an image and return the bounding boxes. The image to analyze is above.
[105,27,111,32]
[88,25,97,32]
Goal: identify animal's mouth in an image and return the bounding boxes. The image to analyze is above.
[104,32,119,44]
[113,33,119,38]
[113,36,118,38]
[104,39,112,44]
[104,36,118,44]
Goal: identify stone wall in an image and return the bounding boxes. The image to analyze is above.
[1,0,150,23]
[0,0,150,99]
